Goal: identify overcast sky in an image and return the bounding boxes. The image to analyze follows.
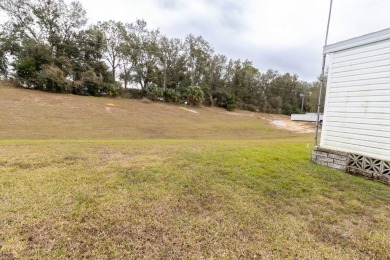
[14,0,390,82]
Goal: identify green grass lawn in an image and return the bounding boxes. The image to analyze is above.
[1,83,390,258]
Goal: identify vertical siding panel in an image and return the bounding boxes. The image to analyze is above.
[322,38,390,161]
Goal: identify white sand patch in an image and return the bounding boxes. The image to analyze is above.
[269,117,318,133]
[272,120,287,127]
[179,107,199,114]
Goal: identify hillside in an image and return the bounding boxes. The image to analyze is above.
[0,81,312,140]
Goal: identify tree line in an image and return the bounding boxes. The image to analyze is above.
[0,0,325,113]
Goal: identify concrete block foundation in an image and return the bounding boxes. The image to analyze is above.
[312,146,348,171]
[312,146,390,185]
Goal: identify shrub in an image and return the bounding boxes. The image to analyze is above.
[80,70,103,96]
[290,107,300,115]
[122,88,145,99]
[226,96,237,111]
[241,103,258,112]
[182,86,205,106]
[37,64,69,93]
[101,82,120,97]
[164,88,181,103]
[13,57,36,82]
[213,91,237,111]
[148,83,164,101]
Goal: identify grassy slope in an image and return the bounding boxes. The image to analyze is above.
[0,82,298,140]
[1,83,390,259]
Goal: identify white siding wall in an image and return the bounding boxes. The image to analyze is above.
[321,39,390,161]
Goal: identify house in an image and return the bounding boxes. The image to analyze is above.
[312,28,390,184]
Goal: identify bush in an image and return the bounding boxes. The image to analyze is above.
[291,106,301,115]
[101,82,120,97]
[13,57,36,81]
[148,83,164,101]
[164,88,181,103]
[122,88,145,99]
[80,70,103,96]
[213,91,236,111]
[182,86,205,106]
[240,103,258,112]
[226,97,236,111]
[37,64,69,93]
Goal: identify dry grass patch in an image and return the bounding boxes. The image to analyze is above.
[1,82,388,258]
[1,140,390,258]
[0,83,303,140]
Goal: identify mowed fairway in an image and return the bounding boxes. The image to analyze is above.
[1,82,390,259]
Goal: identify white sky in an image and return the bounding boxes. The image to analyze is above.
[4,0,390,82]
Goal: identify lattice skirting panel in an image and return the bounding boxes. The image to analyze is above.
[347,154,390,184]
[313,146,390,185]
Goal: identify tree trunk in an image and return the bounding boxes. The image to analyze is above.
[208,92,214,107]
[112,65,116,82]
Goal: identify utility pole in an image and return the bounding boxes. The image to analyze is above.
[314,0,333,146]
[300,93,305,111]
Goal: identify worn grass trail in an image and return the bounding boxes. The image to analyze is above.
[1,139,390,259]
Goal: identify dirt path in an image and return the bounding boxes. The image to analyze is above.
[179,107,199,114]
[219,109,318,134]
[269,117,318,133]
